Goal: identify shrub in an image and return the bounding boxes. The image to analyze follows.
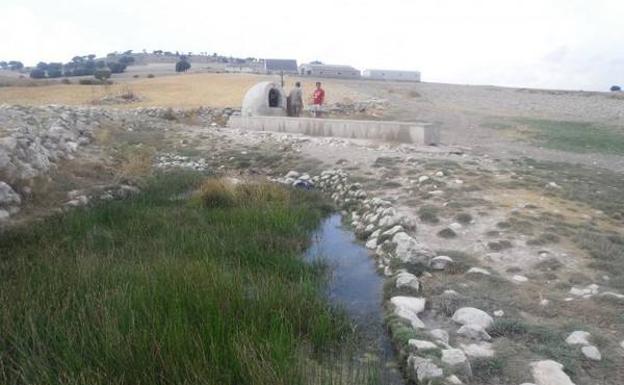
[79,78,112,85]
[94,68,112,81]
[175,59,191,72]
[61,78,71,85]
[147,73,155,78]
[610,85,621,92]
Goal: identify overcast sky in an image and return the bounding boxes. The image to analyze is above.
[1,0,623,91]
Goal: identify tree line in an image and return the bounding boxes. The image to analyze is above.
[25,55,135,79]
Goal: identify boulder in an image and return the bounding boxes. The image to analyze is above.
[395,271,420,291]
[457,324,492,341]
[407,355,444,382]
[466,267,491,276]
[430,255,454,270]
[408,339,438,351]
[581,345,601,361]
[452,307,494,329]
[392,232,435,264]
[429,329,450,345]
[0,181,21,207]
[530,360,576,385]
[441,348,472,377]
[391,296,426,329]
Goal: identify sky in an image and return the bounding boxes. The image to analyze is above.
[1,0,623,91]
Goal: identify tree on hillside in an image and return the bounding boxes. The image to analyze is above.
[0,61,7,70]
[118,56,135,66]
[175,58,191,73]
[36,62,48,71]
[95,60,107,69]
[8,61,24,71]
[29,69,46,79]
[47,62,63,78]
[611,85,621,92]
[107,61,127,74]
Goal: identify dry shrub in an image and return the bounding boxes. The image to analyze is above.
[115,145,155,180]
[407,90,421,98]
[195,179,289,209]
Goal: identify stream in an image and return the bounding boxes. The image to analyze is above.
[305,214,404,384]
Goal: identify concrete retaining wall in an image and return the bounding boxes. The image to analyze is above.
[227,116,439,145]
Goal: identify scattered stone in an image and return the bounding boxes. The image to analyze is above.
[395,271,420,291]
[457,324,492,341]
[599,291,624,300]
[581,345,601,361]
[407,355,444,382]
[466,267,491,276]
[513,275,529,283]
[460,342,495,358]
[565,331,591,346]
[365,238,378,250]
[408,339,438,351]
[493,310,504,317]
[429,329,450,345]
[530,360,575,385]
[430,255,454,270]
[446,375,463,384]
[449,222,463,230]
[452,307,494,329]
[418,176,430,183]
[0,209,9,221]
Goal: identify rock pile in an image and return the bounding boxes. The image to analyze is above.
[0,104,235,222]
[154,153,209,171]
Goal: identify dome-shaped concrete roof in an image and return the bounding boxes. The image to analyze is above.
[241,81,287,117]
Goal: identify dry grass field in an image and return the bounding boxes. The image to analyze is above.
[0,73,360,108]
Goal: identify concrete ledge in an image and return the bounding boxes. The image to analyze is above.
[227,116,439,145]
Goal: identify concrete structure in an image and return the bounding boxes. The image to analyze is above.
[299,63,361,79]
[264,59,298,74]
[228,116,438,145]
[241,81,288,117]
[363,69,421,82]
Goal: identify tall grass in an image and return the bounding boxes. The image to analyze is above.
[0,173,363,385]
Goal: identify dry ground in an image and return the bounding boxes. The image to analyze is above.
[0,72,361,108]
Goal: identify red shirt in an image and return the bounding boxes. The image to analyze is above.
[313,88,325,105]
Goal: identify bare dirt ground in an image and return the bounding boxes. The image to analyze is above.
[1,72,623,384]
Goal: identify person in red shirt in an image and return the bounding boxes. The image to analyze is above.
[311,82,325,117]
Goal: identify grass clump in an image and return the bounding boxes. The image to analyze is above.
[0,173,351,385]
[418,205,440,224]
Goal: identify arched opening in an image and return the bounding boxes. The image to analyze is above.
[268,88,280,107]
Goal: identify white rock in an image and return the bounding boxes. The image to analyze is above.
[494,310,505,317]
[395,272,420,291]
[452,307,494,329]
[285,170,300,179]
[429,329,450,344]
[449,222,463,230]
[513,275,529,283]
[435,171,444,177]
[391,296,426,329]
[408,339,438,351]
[599,291,624,299]
[392,232,435,264]
[407,355,444,382]
[460,342,495,358]
[565,331,591,346]
[365,238,378,250]
[441,348,471,376]
[0,181,21,207]
[446,375,463,384]
[430,255,454,270]
[466,267,491,276]
[0,209,9,221]
[581,345,601,361]
[418,176,430,183]
[457,324,492,341]
[380,225,403,239]
[530,360,575,385]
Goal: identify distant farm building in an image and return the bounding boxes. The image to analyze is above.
[264,59,298,74]
[299,63,361,79]
[362,69,421,82]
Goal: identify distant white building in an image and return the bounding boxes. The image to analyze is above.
[299,63,361,79]
[362,69,421,82]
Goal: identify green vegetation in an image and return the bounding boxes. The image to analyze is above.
[518,118,624,155]
[0,173,365,385]
[418,205,440,224]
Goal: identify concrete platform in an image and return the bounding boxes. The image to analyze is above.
[227,116,439,145]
